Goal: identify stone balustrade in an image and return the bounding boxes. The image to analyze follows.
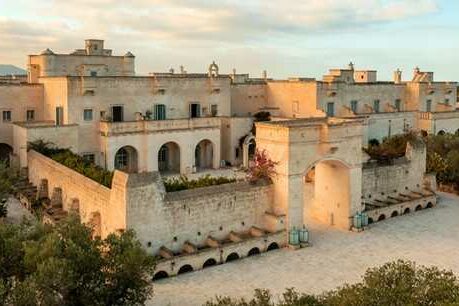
[100,117,220,136]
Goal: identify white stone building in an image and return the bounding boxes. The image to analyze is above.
[1,39,451,278]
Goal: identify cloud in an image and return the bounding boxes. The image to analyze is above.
[0,0,443,75]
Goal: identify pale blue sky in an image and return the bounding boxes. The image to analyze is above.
[0,0,457,80]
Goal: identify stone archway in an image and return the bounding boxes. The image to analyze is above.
[255,117,364,232]
[158,142,180,174]
[303,159,353,229]
[114,146,138,173]
[242,134,256,168]
[195,139,214,170]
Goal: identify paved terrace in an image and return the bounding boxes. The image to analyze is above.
[148,192,459,306]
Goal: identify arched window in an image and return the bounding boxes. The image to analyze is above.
[114,146,138,173]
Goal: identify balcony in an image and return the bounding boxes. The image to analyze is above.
[419,111,459,121]
[99,117,221,136]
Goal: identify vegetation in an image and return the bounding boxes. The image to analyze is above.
[0,160,20,218]
[364,132,418,162]
[163,175,237,192]
[0,215,155,306]
[366,132,459,190]
[29,140,113,188]
[204,260,459,306]
[247,149,278,183]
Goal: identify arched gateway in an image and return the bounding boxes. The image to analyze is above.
[255,118,364,231]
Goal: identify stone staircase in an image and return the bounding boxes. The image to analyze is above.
[14,176,38,210]
[14,175,68,224]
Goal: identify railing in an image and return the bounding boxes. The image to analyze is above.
[419,111,459,120]
[100,117,220,136]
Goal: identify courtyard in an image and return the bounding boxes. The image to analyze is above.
[149,192,459,306]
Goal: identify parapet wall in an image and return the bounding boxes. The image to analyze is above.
[362,141,427,199]
[27,150,274,255]
[125,178,273,254]
[27,150,126,236]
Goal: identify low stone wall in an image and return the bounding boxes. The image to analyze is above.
[154,230,286,279]
[27,150,127,236]
[365,195,436,224]
[126,178,274,254]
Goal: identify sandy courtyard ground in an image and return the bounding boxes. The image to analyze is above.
[149,192,459,306]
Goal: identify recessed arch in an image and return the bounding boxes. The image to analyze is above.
[195,139,214,170]
[368,217,374,224]
[437,130,446,136]
[247,247,260,257]
[202,258,217,269]
[403,207,411,215]
[415,205,423,211]
[153,271,169,281]
[267,242,280,251]
[114,145,138,173]
[303,158,352,229]
[225,252,240,262]
[391,211,399,218]
[158,142,180,174]
[426,202,434,209]
[378,214,386,221]
[177,264,193,275]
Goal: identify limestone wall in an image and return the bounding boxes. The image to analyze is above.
[0,84,44,146]
[26,150,273,255]
[27,150,126,236]
[125,178,273,254]
[362,142,426,199]
[13,123,79,167]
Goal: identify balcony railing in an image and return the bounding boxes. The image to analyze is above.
[419,111,459,121]
[100,117,220,136]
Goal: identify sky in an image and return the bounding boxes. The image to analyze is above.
[0,0,458,80]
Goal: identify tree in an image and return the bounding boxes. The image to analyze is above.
[0,160,19,218]
[0,215,155,306]
[205,260,459,306]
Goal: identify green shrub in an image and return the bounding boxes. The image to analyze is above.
[163,175,236,192]
[205,260,459,306]
[28,140,113,188]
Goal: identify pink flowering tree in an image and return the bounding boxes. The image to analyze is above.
[247,149,278,183]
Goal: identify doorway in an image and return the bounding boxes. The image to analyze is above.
[112,106,124,122]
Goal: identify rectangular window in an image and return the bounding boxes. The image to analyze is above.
[83,109,93,121]
[292,101,299,113]
[426,100,432,112]
[154,104,166,120]
[350,100,358,113]
[90,71,97,77]
[445,98,450,105]
[326,102,335,117]
[82,153,95,164]
[2,111,11,122]
[210,104,218,116]
[111,106,123,122]
[395,99,401,111]
[373,100,380,113]
[190,103,201,118]
[26,110,35,121]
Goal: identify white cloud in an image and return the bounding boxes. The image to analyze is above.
[0,0,444,76]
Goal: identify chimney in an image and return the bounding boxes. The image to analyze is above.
[348,62,354,70]
[394,69,402,84]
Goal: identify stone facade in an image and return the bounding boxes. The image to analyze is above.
[0,39,448,277]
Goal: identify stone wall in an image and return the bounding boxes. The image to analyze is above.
[362,141,426,199]
[27,150,274,255]
[0,84,44,146]
[125,177,273,254]
[27,150,126,237]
